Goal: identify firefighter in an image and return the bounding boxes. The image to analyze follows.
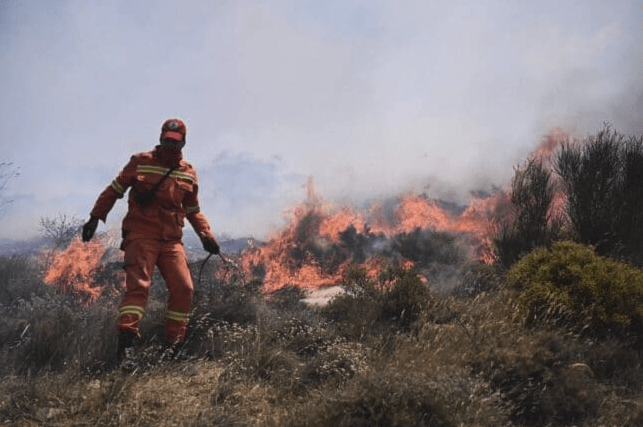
[81,118,220,363]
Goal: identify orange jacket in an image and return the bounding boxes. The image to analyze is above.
[91,147,215,242]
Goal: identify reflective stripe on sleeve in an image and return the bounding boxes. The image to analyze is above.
[135,165,195,183]
[118,305,146,318]
[185,205,200,214]
[111,179,126,196]
[171,170,195,183]
[166,309,190,323]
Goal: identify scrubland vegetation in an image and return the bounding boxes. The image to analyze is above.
[1,126,643,426]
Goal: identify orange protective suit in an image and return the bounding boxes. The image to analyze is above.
[90,146,216,344]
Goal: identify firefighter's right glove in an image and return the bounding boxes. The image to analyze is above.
[201,236,220,255]
[82,216,99,242]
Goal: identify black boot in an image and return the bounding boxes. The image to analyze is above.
[116,330,136,366]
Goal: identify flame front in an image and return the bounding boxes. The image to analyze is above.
[235,130,572,293]
[238,180,506,293]
[41,130,572,299]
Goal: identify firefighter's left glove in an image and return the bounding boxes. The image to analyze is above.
[201,236,220,255]
[82,216,99,242]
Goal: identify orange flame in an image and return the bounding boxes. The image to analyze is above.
[42,130,574,299]
[537,129,572,226]
[233,130,576,294]
[236,177,503,294]
[44,237,109,303]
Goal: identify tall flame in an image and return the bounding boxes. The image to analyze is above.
[44,237,110,303]
[237,178,504,293]
[235,130,573,293]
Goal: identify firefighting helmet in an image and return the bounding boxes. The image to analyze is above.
[160,118,187,144]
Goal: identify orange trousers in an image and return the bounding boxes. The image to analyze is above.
[117,238,193,344]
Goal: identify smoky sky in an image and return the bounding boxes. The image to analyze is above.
[1,0,642,240]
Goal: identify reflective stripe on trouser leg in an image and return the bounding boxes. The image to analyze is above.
[117,238,160,336]
[117,306,146,338]
[157,241,194,344]
[166,310,190,345]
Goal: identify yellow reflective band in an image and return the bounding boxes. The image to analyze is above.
[111,179,126,196]
[135,165,195,183]
[118,305,146,318]
[185,205,200,214]
[137,164,168,174]
[166,309,190,322]
[171,170,195,183]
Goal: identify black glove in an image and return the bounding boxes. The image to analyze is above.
[82,216,99,242]
[201,236,220,255]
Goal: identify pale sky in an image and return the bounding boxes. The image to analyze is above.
[1,0,642,241]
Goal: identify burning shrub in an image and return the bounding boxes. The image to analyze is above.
[507,240,643,342]
[43,237,109,304]
[238,177,505,295]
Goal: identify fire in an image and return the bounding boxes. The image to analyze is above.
[536,129,572,226]
[530,127,571,166]
[233,130,575,294]
[40,130,574,300]
[236,178,504,294]
[44,237,114,303]
[319,206,365,240]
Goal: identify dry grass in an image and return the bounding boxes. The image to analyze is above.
[1,253,643,426]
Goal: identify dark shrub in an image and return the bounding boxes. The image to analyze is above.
[289,369,455,427]
[555,125,643,264]
[266,284,307,310]
[452,262,502,297]
[322,265,433,338]
[379,266,433,330]
[321,267,381,339]
[391,228,467,267]
[0,255,51,305]
[493,159,561,269]
[479,340,600,426]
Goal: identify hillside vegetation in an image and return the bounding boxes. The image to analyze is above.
[1,126,642,426]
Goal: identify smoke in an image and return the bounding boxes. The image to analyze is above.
[2,1,643,243]
[42,128,574,299]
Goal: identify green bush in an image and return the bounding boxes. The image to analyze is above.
[507,241,643,341]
